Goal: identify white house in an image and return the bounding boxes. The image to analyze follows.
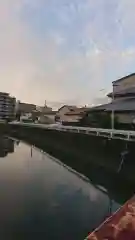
[56,105,88,123]
[56,105,78,122]
[38,111,57,124]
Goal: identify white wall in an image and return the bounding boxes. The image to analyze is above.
[56,106,78,122]
[57,106,70,117]
[38,114,55,124]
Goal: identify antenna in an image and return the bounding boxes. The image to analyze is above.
[45,100,47,107]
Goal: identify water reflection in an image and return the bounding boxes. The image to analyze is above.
[0,136,125,239]
[16,140,20,146]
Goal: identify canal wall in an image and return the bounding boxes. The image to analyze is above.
[0,123,9,135]
[7,123,135,188]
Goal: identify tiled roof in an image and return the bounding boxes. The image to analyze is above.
[88,98,135,112]
[58,105,77,112]
[85,195,135,240]
[105,98,135,111]
[88,104,109,111]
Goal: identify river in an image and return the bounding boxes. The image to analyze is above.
[0,136,133,239]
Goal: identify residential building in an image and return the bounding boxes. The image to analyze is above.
[106,73,135,125]
[16,101,36,114]
[83,73,135,128]
[31,102,55,123]
[64,107,89,123]
[38,111,57,124]
[56,105,89,124]
[56,105,78,122]
[36,105,52,113]
[36,101,52,113]
[0,92,16,120]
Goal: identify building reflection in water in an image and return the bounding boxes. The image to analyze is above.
[0,136,14,158]
[15,140,20,146]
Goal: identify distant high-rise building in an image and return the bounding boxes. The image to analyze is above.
[0,92,16,120]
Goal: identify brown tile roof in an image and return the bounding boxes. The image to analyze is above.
[58,105,77,112]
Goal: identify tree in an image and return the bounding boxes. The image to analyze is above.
[80,111,118,129]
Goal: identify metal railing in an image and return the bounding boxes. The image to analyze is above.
[9,122,135,142]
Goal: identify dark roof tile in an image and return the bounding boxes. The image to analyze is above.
[113,73,135,84]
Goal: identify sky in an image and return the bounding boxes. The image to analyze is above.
[1,0,135,107]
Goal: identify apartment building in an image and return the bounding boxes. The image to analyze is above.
[0,92,16,120]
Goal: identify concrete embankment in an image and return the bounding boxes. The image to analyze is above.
[7,123,135,187]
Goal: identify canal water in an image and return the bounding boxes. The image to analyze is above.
[0,136,131,240]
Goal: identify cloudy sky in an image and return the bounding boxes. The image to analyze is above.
[1,0,135,107]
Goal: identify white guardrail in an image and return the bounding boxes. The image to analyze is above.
[9,122,135,141]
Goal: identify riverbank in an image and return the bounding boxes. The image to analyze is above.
[7,124,135,202]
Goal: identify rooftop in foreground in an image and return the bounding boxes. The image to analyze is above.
[85,195,135,240]
[113,72,135,84]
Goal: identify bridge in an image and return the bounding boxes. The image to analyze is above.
[9,122,135,142]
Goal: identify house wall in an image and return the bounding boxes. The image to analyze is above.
[113,75,135,93]
[63,115,81,122]
[110,75,135,124]
[57,106,71,117]
[56,106,77,122]
[45,114,55,122]
[116,112,135,124]
[38,114,55,124]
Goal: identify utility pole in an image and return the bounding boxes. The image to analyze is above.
[111,83,118,129]
[111,89,114,130]
[45,100,47,107]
